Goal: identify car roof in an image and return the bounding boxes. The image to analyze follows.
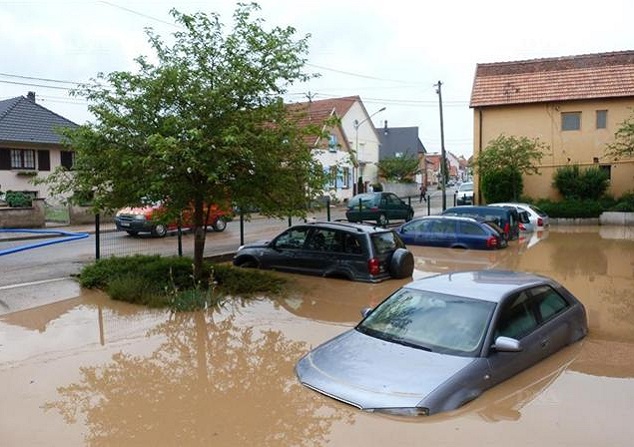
[296,220,393,234]
[411,215,480,223]
[444,205,511,215]
[405,270,549,303]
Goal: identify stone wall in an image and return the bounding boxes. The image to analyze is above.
[0,198,45,228]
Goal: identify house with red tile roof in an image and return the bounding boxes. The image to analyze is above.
[470,50,634,201]
[0,92,77,200]
[290,95,385,201]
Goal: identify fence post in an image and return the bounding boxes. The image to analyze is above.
[95,213,100,259]
[288,216,292,227]
[326,196,331,222]
[427,197,431,216]
[177,222,183,257]
[240,210,244,246]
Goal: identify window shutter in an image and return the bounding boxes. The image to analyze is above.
[38,150,51,171]
[60,151,73,170]
[0,148,10,170]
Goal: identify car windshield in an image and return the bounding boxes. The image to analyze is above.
[529,205,548,217]
[357,287,495,356]
[458,183,473,192]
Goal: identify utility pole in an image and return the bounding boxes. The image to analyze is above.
[435,80,447,211]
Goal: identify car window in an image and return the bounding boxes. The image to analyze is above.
[496,291,538,340]
[342,232,364,254]
[306,228,337,251]
[518,211,530,224]
[387,194,403,206]
[430,219,455,234]
[460,221,486,235]
[531,285,569,323]
[357,288,496,356]
[458,183,473,192]
[273,227,310,249]
[371,231,404,254]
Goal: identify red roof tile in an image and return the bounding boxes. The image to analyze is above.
[470,50,634,107]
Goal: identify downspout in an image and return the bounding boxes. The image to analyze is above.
[477,108,483,204]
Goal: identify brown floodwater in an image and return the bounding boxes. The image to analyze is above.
[1,226,633,446]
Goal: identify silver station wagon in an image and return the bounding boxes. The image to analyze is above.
[296,270,588,416]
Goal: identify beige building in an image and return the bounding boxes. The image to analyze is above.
[470,51,634,202]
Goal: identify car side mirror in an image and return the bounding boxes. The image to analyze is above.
[492,336,522,352]
[361,307,373,318]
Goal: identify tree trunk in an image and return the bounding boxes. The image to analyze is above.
[193,197,206,282]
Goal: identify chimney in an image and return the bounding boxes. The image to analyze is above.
[27,91,36,102]
[383,120,388,135]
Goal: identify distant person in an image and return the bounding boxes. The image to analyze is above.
[419,184,427,203]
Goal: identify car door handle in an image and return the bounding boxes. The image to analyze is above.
[540,338,550,348]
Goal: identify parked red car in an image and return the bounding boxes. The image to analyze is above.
[114,203,229,237]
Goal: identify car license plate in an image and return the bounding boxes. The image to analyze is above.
[121,222,130,227]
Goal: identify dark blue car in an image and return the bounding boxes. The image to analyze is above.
[396,216,507,250]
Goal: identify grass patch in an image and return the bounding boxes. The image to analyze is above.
[79,255,287,311]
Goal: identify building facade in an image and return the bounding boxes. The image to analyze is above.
[470,51,634,201]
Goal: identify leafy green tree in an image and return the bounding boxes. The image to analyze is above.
[475,134,548,202]
[605,112,634,159]
[481,167,523,203]
[376,155,420,183]
[44,4,325,279]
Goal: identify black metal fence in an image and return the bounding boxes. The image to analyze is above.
[94,192,457,260]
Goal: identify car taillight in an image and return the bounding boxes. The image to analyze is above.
[504,222,510,236]
[537,217,543,226]
[368,258,381,276]
[370,206,379,211]
[486,236,498,249]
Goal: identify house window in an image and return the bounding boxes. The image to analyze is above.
[342,167,350,189]
[596,110,607,129]
[329,166,337,188]
[600,164,611,180]
[328,134,338,153]
[561,112,581,131]
[11,149,36,169]
[61,151,75,170]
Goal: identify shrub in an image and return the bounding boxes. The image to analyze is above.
[553,165,609,200]
[5,191,33,207]
[535,199,604,218]
[78,255,287,311]
[481,168,523,202]
[611,191,634,212]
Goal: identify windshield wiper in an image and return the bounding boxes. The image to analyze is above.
[359,327,432,352]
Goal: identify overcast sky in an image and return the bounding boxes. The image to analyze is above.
[1,0,632,158]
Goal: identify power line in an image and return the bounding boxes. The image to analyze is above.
[0,72,81,85]
[306,63,427,85]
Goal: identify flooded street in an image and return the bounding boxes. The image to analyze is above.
[1,226,633,446]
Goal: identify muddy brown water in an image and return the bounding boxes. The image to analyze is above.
[1,226,633,446]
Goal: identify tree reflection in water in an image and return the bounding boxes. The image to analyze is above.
[43,310,352,446]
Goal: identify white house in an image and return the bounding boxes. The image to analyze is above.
[0,92,78,201]
[290,96,384,202]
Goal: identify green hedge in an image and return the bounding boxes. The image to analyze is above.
[79,255,287,311]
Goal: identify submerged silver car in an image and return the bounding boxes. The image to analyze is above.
[296,270,587,416]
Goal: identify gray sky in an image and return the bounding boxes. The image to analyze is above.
[1,0,632,158]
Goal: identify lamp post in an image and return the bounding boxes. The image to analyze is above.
[353,106,386,194]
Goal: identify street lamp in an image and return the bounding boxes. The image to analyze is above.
[353,106,386,194]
